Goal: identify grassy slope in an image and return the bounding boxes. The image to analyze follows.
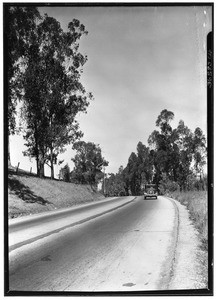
[169,191,208,249]
[168,190,208,288]
[8,172,105,219]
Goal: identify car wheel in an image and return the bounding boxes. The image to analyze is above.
[144,196,146,200]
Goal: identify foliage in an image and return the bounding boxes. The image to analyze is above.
[159,172,207,195]
[124,143,154,195]
[5,5,41,135]
[192,127,207,174]
[111,109,207,196]
[105,166,127,197]
[158,173,180,195]
[136,142,153,185]
[102,109,207,196]
[148,109,177,184]
[59,163,71,182]
[71,141,108,185]
[105,142,153,196]
[148,110,207,191]
[20,13,92,178]
[124,152,140,195]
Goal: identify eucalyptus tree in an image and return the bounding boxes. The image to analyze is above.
[124,152,141,195]
[22,14,92,178]
[136,141,153,185]
[173,120,194,189]
[148,109,175,184]
[72,141,108,185]
[148,110,207,190]
[105,166,127,197]
[192,127,207,178]
[4,5,41,163]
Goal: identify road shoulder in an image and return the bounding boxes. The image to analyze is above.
[167,198,208,290]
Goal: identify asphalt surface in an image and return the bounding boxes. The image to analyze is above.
[9,196,177,292]
[9,196,136,251]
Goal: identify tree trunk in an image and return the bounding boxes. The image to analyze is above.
[34,123,40,176]
[8,134,11,166]
[50,146,54,180]
[35,144,39,176]
[49,117,55,180]
[36,156,39,175]
[39,161,45,178]
[38,152,45,178]
[51,164,54,180]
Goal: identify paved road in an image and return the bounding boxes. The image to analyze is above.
[9,196,135,251]
[9,196,177,292]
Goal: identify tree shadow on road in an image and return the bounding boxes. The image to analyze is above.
[8,176,52,206]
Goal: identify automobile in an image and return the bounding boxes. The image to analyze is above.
[144,184,158,200]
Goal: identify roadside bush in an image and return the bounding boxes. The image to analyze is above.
[158,173,180,195]
[59,164,71,182]
[186,174,197,191]
[186,174,207,191]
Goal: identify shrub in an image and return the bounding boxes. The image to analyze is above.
[59,164,71,182]
[159,173,180,195]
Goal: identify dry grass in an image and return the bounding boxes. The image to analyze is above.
[169,190,208,250]
[8,172,105,219]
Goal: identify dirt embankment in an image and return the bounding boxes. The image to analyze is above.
[8,172,105,219]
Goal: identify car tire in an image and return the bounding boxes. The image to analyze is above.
[144,196,146,200]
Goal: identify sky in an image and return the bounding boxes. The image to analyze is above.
[9,4,212,177]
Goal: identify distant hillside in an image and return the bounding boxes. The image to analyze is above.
[8,171,105,219]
